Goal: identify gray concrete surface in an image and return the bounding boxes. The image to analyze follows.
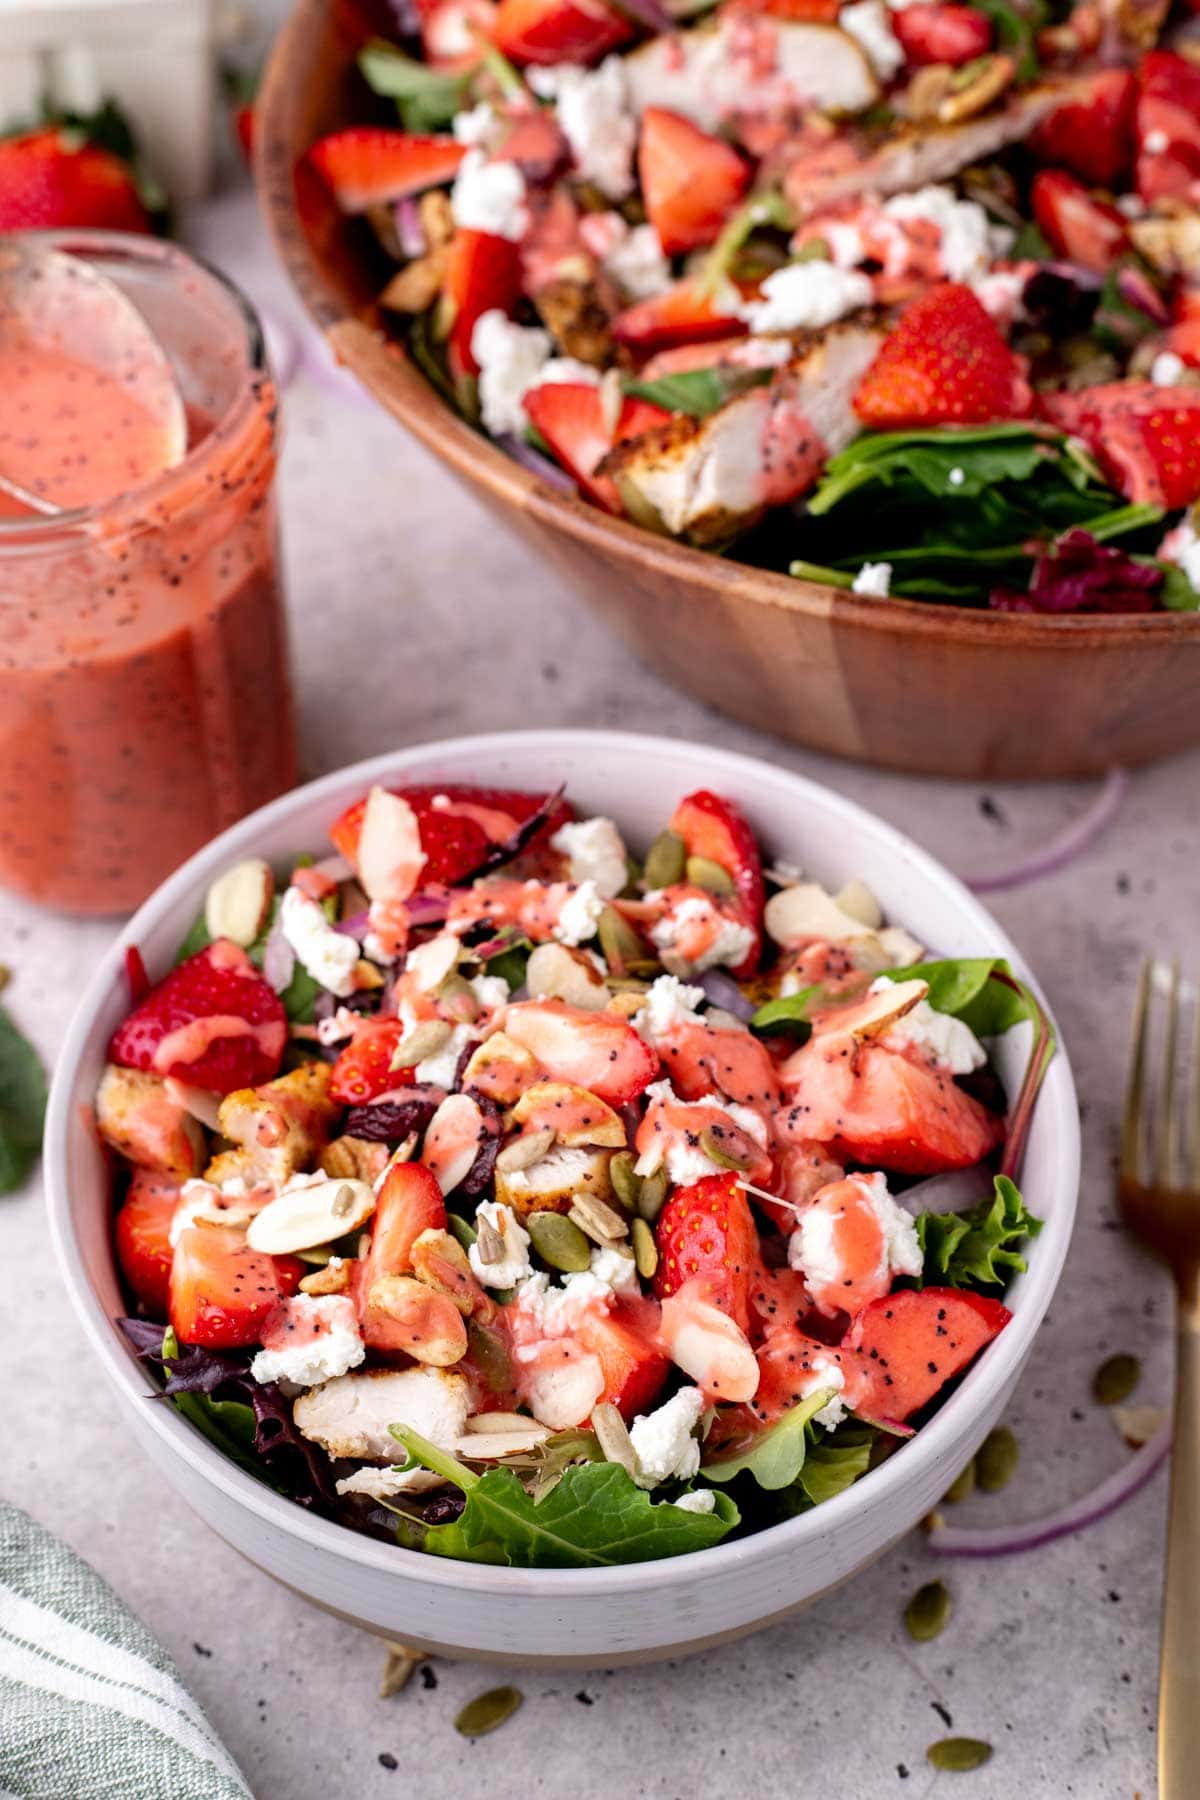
[1,178,1191,1799]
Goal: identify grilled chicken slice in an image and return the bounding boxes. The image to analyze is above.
[625,16,879,135]
[602,321,882,547]
[781,75,1097,217]
[293,1366,470,1461]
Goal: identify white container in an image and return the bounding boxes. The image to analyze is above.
[44,730,1081,1666]
[0,0,217,200]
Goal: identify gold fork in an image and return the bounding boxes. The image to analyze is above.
[1119,957,1200,1798]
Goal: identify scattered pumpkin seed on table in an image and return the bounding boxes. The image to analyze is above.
[1093,1353,1141,1406]
[904,1579,952,1642]
[455,1686,524,1738]
[927,1737,993,1772]
[976,1425,1019,1492]
[943,1460,976,1504]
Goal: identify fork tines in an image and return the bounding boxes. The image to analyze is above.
[1122,958,1200,1194]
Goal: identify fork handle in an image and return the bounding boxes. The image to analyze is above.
[1159,1302,1200,1797]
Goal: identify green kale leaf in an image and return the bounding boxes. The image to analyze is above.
[915,1174,1043,1290]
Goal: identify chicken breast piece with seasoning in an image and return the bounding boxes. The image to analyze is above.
[293,1366,470,1460]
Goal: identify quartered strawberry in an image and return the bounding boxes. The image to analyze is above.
[668,790,765,977]
[1135,52,1200,208]
[115,1170,182,1314]
[653,1174,761,1334]
[308,129,466,211]
[577,1299,671,1419]
[505,999,660,1105]
[364,1159,448,1284]
[0,127,149,233]
[523,383,673,510]
[1030,170,1127,275]
[854,283,1032,428]
[612,276,748,353]
[109,942,288,1096]
[1027,68,1135,188]
[841,1287,1010,1421]
[637,109,751,258]
[654,1015,780,1110]
[169,1225,303,1350]
[442,229,524,376]
[329,1020,415,1106]
[1040,383,1200,509]
[777,1038,1004,1174]
[329,782,571,884]
[492,0,632,64]
[892,3,992,66]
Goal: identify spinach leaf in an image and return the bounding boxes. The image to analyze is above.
[0,995,47,1194]
[392,1428,738,1565]
[748,992,815,1040]
[970,0,1044,81]
[358,40,472,132]
[796,1424,876,1506]
[915,1175,1043,1289]
[701,1387,835,1489]
[880,957,1033,1036]
[622,366,772,419]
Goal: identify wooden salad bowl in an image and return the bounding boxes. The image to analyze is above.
[256,0,1200,779]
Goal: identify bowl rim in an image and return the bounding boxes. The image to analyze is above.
[46,728,1081,1596]
[254,0,1200,646]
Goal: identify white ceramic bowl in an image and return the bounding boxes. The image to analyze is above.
[46,730,1080,1666]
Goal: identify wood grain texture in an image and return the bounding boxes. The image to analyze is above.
[255,0,1200,779]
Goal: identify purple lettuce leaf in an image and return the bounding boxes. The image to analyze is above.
[990,530,1163,615]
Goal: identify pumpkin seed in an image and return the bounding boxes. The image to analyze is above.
[976,1424,1019,1492]
[467,1319,512,1392]
[637,1166,668,1223]
[904,1579,952,1642]
[454,1685,524,1738]
[439,973,480,1023]
[610,1150,642,1212]
[496,1126,557,1174]
[793,235,829,263]
[943,1459,976,1504]
[446,1211,477,1251]
[699,1125,753,1172]
[926,1738,993,1773]
[1093,1352,1140,1406]
[598,906,645,976]
[632,1216,658,1279]
[527,1209,591,1273]
[685,855,735,897]
[592,1401,638,1476]
[643,828,687,890]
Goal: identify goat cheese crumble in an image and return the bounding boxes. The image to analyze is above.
[629,1385,707,1487]
[870,978,987,1073]
[450,147,528,240]
[741,261,874,334]
[554,879,606,946]
[852,561,892,597]
[468,1201,533,1288]
[279,885,359,997]
[250,1295,365,1388]
[531,57,636,199]
[551,815,629,898]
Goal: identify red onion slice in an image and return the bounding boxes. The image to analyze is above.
[261,920,297,992]
[965,768,1128,894]
[698,969,756,1022]
[927,1426,1170,1557]
[396,195,427,260]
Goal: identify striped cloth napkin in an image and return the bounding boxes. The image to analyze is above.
[0,1503,251,1799]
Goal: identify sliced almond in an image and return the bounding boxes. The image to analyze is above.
[878,925,925,967]
[204,857,274,948]
[834,878,883,929]
[466,1411,544,1433]
[357,786,425,903]
[422,1092,486,1196]
[461,1031,540,1104]
[406,932,461,994]
[457,1424,553,1459]
[815,977,929,1046]
[765,881,881,949]
[591,1401,638,1477]
[496,1125,558,1174]
[391,1017,453,1071]
[512,1082,627,1148]
[525,941,609,1011]
[245,1176,375,1254]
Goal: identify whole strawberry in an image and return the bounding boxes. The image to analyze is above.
[0,128,150,234]
[109,941,287,1094]
[854,283,1032,428]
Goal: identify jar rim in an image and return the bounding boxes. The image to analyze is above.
[0,229,270,542]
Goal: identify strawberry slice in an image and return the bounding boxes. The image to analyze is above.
[1135,52,1200,208]
[892,3,992,66]
[442,228,524,376]
[637,109,751,258]
[1030,170,1127,275]
[523,383,673,510]
[577,1298,671,1419]
[362,1160,448,1290]
[668,790,764,978]
[1027,68,1135,188]
[854,283,1032,428]
[307,129,467,211]
[115,1171,182,1315]
[0,127,150,233]
[653,1174,760,1335]
[612,276,748,353]
[505,999,660,1105]
[328,782,572,884]
[109,942,288,1096]
[329,1020,415,1106]
[1040,383,1200,509]
[492,0,632,64]
[777,1038,1005,1174]
[169,1225,303,1350]
[841,1287,1010,1421]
